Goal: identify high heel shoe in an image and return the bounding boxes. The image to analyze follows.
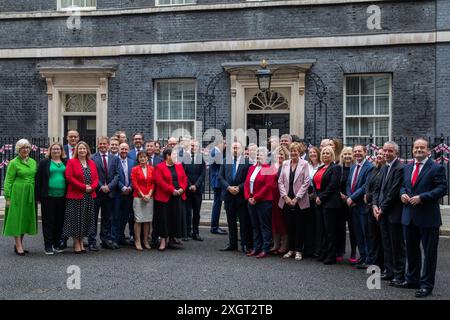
[158,247,166,252]
[14,246,25,256]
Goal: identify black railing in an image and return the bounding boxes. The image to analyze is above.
[2,135,450,205]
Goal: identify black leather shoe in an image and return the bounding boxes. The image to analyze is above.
[356,263,370,270]
[381,273,394,281]
[415,288,432,298]
[192,234,204,241]
[389,279,405,287]
[14,246,25,256]
[101,242,112,249]
[317,255,326,262]
[181,237,190,242]
[323,259,336,265]
[220,245,237,251]
[111,243,120,250]
[88,244,99,252]
[392,281,419,289]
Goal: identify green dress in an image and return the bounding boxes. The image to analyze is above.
[3,156,38,236]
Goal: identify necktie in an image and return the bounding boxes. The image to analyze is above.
[102,154,108,183]
[232,158,237,180]
[351,164,361,193]
[411,162,422,187]
[122,159,129,186]
[150,156,153,167]
[71,147,75,158]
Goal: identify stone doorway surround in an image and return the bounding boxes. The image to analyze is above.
[222,60,315,139]
[38,64,116,140]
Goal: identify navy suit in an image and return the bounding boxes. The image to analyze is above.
[401,158,447,291]
[218,157,252,250]
[346,159,374,263]
[148,154,163,167]
[209,147,224,232]
[183,153,206,237]
[89,152,120,247]
[64,144,76,159]
[373,158,406,281]
[128,148,144,162]
[113,156,135,245]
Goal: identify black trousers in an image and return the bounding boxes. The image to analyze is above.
[225,199,253,250]
[336,204,357,257]
[283,205,314,254]
[41,196,66,248]
[379,216,406,281]
[367,207,384,268]
[89,193,114,246]
[318,205,339,262]
[314,203,324,255]
[185,192,203,236]
[404,223,440,291]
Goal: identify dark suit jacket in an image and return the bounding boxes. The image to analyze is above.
[117,157,135,192]
[63,144,76,159]
[91,152,120,198]
[128,148,145,162]
[346,159,374,205]
[365,166,383,206]
[148,154,163,167]
[183,154,206,194]
[373,158,404,224]
[35,158,68,201]
[400,159,447,228]
[313,162,342,209]
[218,156,250,204]
[209,147,224,189]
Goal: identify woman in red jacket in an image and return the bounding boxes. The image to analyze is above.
[153,148,188,251]
[131,151,155,251]
[244,147,275,259]
[62,141,99,254]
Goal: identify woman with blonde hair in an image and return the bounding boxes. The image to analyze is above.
[62,141,99,254]
[35,142,68,255]
[3,139,37,256]
[337,147,358,263]
[313,146,341,264]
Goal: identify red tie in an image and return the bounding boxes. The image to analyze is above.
[411,162,421,187]
[102,154,108,182]
[71,147,75,158]
[351,164,361,193]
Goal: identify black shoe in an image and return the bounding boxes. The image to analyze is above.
[356,263,369,270]
[58,239,67,250]
[54,245,65,253]
[101,242,112,249]
[392,281,419,289]
[415,288,432,298]
[171,238,183,245]
[14,246,25,256]
[88,244,99,252]
[381,273,394,281]
[192,234,204,241]
[211,228,228,235]
[220,245,238,251]
[323,259,336,265]
[389,279,405,287]
[181,237,190,242]
[317,255,326,262]
[44,247,55,255]
[111,243,120,250]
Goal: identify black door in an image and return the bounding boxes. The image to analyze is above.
[247,113,290,142]
[64,116,97,149]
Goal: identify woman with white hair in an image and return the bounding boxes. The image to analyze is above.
[3,139,38,256]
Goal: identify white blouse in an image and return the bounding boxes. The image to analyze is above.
[249,165,263,194]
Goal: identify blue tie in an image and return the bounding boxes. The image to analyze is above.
[232,158,237,180]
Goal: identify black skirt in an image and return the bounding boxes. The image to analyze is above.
[153,196,183,238]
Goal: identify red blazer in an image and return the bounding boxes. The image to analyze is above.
[153,162,188,202]
[65,158,99,199]
[131,164,155,198]
[244,164,275,202]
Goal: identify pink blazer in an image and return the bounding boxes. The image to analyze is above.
[278,159,310,209]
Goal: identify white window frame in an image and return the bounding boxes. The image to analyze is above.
[343,73,392,146]
[154,79,197,140]
[155,0,197,7]
[57,0,97,11]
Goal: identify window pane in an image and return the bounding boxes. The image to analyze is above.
[73,0,82,7]
[346,77,359,95]
[172,83,183,101]
[157,83,170,101]
[183,101,195,120]
[183,83,196,101]
[360,118,371,136]
[346,118,359,136]
[346,97,359,115]
[64,94,96,112]
[375,118,389,136]
[60,0,72,8]
[375,137,388,147]
[157,101,169,120]
[361,77,374,95]
[157,122,194,140]
[376,96,389,115]
[158,0,171,4]
[361,96,374,115]
[375,76,389,95]
[170,101,183,120]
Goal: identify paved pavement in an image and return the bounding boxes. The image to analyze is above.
[1,220,450,300]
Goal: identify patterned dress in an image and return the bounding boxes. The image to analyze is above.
[62,165,96,238]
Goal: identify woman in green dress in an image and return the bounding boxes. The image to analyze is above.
[3,139,38,255]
